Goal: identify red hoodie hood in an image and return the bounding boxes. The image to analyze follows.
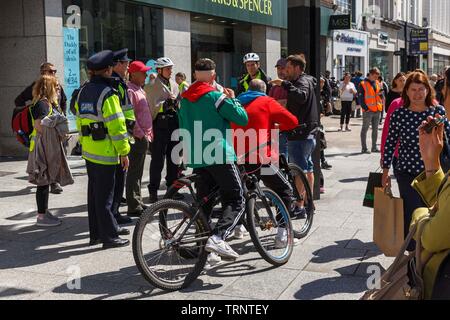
[182,81,216,102]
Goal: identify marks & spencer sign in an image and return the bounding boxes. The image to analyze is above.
[138,0,287,28]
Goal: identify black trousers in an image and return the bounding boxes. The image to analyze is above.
[112,164,125,217]
[86,160,119,243]
[36,185,49,213]
[245,164,293,228]
[395,171,426,251]
[194,164,245,240]
[148,116,180,194]
[340,101,353,125]
[244,164,293,214]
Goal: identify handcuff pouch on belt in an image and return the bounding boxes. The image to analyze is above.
[81,122,108,141]
[125,119,136,135]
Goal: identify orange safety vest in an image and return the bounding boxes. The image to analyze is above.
[361,80,383,112]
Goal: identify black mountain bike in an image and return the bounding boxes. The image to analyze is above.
[132,165,294,291]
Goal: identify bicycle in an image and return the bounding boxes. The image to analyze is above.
[132,164,294,291]
[278,154,315,239]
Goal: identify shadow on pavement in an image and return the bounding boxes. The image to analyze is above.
[0,186,35,198]
[339,177,369,183]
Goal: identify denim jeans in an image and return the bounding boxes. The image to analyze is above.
[288,139,317,173]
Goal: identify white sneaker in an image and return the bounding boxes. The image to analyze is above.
[204,252,223,270]
[205,235,239,260]
[274,228,288,249]
[233,225,249,240]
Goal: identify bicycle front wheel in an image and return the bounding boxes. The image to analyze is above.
[246,188,293,266]
[132,200,209,291]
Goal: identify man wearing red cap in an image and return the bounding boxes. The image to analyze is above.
[126,61,154,216]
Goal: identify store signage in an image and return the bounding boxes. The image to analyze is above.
[347,47,362,53]
[410,29,429,55]
[329,14,351,30]
[138,0,287,28]
[335,32,365,46]
[378,32,389,46]
[63,27,80,131]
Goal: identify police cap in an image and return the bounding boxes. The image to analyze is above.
[113,48,132,62]
[87,50,115,71]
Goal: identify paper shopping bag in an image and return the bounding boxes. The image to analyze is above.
[373,187,404,257]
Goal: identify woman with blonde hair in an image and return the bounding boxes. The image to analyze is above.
[27,74,72,227]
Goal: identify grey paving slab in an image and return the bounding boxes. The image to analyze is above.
[221,268,300,300]
[301,226,359,248]
[341,213,373,230]
[303,246,366,276]
[34,278,145,300]
[278,271,368,300]
[0,270,67,300]
[346,229,381,252]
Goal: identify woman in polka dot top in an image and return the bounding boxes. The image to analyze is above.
[382,71,450,250]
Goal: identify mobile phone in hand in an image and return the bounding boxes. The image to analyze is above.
[422,118,445,134]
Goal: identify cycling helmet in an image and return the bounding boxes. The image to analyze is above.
[243,53,260,64]
[155,57,174,69]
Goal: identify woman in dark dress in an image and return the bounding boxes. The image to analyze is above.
[385,72,406,113]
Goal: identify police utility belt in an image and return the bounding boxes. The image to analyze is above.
[81,122,108,141]
[125,119,136,135]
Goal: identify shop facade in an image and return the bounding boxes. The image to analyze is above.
[332,29,369,80]
[368,25,401,84]
[0,0,287,156]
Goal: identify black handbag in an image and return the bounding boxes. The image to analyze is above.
[440,131,450,173]
[363,171,383,208]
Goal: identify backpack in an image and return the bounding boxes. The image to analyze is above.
[11,105,33,148]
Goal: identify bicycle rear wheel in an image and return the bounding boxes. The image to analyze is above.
[246,188,293,266]
[288,163,314,239]
[132,200,209,291]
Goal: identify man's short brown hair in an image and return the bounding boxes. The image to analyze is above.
[369,67,381,75]
[286,55,307,71]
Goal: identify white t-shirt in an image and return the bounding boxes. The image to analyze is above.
[339,82,356,101]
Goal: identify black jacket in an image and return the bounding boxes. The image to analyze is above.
[15,82,67,115]
[435,79,445,105]
[236,68,272,96]
[282,73,319,141]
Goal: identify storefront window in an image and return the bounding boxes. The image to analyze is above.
[63,0,163,84]
[434,54,450,75]
[370,50,391,81]
[191,15,252,90]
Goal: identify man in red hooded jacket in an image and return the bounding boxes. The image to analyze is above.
[232,79,299,247]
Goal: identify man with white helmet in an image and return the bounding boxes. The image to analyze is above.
[144,57,182,203]
[236,52,272,96]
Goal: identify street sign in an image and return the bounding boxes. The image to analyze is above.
[410,29,429,55]
[329,14,351,30]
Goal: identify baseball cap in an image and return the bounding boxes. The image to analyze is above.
[128,61,151,74]
[275,58,287,68]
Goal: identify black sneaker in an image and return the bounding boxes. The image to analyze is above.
[371,148,381,153]
[321,162,333,170]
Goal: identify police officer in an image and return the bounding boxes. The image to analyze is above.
[145,57,182,203]
[111,48,135,224]
[236,53,272,96]
[74,50,131,249]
